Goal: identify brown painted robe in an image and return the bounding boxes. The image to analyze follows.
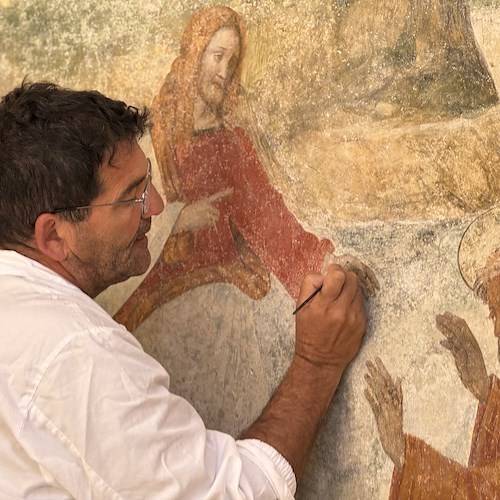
[390,376,500,499]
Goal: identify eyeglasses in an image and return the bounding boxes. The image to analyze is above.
[52,159,152,217]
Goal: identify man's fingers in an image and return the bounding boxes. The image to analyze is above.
[324,268,358,309]
[296,272,324,306]
[320,264,347,302]
[351,286,363,309]
[340,272,359,306]
[297,265,352,313]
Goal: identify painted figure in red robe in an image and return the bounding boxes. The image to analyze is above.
[114,6,378,331]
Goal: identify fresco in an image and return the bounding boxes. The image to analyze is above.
[366,210,500,497]
[112,5,378,332]
[1,0,500,498]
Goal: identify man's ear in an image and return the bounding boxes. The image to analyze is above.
[33,213,71,262]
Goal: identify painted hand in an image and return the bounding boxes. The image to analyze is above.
[323,253,380,298]
[365,357,405,469]
[436,311,489,404]
[171,187,234,234]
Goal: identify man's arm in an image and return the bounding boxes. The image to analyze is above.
[241,264,367,479]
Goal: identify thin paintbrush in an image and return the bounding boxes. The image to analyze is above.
[292,286,322,315]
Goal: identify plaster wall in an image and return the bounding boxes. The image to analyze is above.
[2,1,500,497]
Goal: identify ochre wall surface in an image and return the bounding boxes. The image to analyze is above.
[2,1,500,497]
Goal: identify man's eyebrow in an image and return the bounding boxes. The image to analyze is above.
[119,172,147,200]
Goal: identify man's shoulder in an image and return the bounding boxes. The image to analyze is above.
[0,260,146,415]
[0,250,135,371]
[0,251,112,323]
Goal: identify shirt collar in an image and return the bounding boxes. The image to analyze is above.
[0,249,79,292]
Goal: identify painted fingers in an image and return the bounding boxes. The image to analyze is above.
[205,187,234,203]
[330,253,380,298]
[436,311,479,358]
[365,357,403,418]
[364,357,405,468]
[436,311,489,403]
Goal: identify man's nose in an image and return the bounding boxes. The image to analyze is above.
[143,183,164,218]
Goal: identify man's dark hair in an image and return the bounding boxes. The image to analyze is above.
[0,80,150,246]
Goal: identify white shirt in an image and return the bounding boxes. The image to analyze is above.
[0,250,296,499]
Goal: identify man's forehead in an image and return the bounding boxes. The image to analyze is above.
[104,139,138,167]
[98,140,144,184]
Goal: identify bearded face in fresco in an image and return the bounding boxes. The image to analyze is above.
[476,249,500,338]
[197,27,241,113]
[487,274,500,337]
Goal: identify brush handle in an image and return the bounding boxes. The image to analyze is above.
[292,286,323,315]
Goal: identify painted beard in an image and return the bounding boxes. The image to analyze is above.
[198,78,225,114]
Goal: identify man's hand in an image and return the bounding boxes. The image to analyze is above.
[243,265,368,479]
[365,357,405,469]
[323,253,380,298]
[295,264,366,370]
[436,311,489,404]
[171,188,233,234]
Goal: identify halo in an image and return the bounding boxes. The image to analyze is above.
[458,205,500,290]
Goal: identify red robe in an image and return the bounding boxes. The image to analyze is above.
[172,126,333,298]
[389,376,500,499]
[114,127,333,329]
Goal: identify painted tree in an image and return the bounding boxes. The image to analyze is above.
[254,0,498,130]
[333,0,499,115]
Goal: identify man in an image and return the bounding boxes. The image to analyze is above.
[113,5,378,332]
[0,81,367,498]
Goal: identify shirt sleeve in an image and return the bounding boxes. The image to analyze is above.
[19,325,295,499]
[237,439,297,498]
